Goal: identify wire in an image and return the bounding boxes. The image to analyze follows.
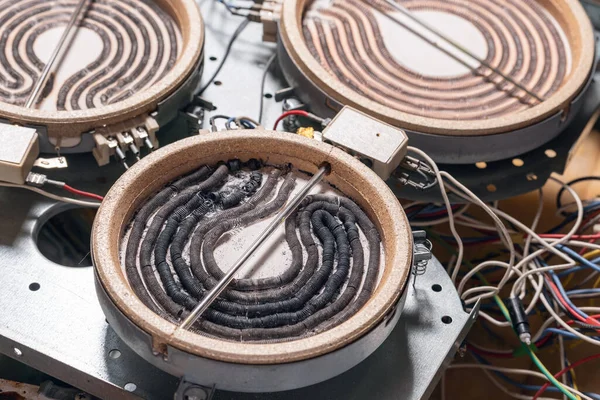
[406,147,465,283]
[236,116,260,129]
[62,184,104,201]
[198,18,250,95]
[258,53,276,124]
[272,110,309,130]
[449,362,593,400]
[0,181,101,208]
[557,176,600,215]
[532,354,600,399]
[209,115,233,131]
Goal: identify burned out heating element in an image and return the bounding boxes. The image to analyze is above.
[122,161,383,342]
[0,0,181,111]
[302,0,571,120]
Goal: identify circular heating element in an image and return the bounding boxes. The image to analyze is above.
[278,0,595,164]
[0,0,203,145]
[123,163,384,341]
[92,131,412,392]
[0,0,180,111]
[303,0,568,120]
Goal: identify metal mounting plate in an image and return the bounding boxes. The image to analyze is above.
[0,2,475,399]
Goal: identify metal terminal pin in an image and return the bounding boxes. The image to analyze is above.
[177,163,331,331]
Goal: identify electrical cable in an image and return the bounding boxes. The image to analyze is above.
[557,176,600,215]
[258,53,276,124]
[198,18,250,95]
[272,110,310,130]
[0,181,101,208]
[532,354,600,399]
[62,184,104,201]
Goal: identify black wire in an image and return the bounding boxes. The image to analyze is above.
[556,176,600,215]
[209,115,232,131]
[258,53,277,124]
[198,18,250,95]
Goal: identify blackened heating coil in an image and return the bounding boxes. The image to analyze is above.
[122,163,383,342]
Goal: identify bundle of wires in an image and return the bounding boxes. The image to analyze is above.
[401,149,600,399]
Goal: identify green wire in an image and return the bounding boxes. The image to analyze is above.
[426,230,578,400]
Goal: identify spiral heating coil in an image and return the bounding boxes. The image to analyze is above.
[303,0,570,120]
[122,161,383,342]
[0,0,181,110]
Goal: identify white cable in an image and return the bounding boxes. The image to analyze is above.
[406,146,464,283]
[0,181,101,208]
[508,177,583,297]
[520,189,544,298]
[441,176,516,300]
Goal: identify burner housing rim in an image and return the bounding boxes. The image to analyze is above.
[91,131,412,365]
[0,0,204,139]
[278,0,595,138]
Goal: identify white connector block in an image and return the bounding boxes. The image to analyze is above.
[322,106,408,180]
[0,124,39,184]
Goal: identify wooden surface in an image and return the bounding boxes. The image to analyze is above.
[431,128,600,399]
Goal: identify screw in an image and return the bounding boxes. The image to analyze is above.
[183,387,209,400]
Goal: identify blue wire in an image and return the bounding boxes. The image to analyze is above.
[567,288,600,295]
[548,202,600,233]
[557,256,600,277]
[549,271,590,320]
[557,246,600,274]
[239,118,256,129]
[543,328,591,340]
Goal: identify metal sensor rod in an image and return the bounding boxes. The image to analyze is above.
[382,0,544,102]
[24,0,91,108]
[178,163,331,331]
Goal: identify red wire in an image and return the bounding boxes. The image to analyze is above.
[536,233,600,240]
[531,353,600,399]
[272,110,309,130]
[546,278,600,327]
[62,184,104,202]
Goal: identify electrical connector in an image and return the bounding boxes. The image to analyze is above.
[0,124,39,184]
[506,297,531,345]
[322,106,408,180]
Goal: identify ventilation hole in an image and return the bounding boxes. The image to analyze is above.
[29,283,40,291]
[209,56,217,61]
[432,284,442,292]
[214,80,222,86]
[124,383,137,392]
[527,173,538,181]
[545,149,557,158]
[486,184,497,192]
[13,348,22,357]
[512,158,524,167]
[475,162,487,169]
[442,316,453,324]
[37,207,96,267]
[264,93,273,99]
[108,349,121,359]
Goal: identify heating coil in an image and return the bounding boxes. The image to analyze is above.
[0,0,180,110]
[123,161,383,342]
[303,0,568,120]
